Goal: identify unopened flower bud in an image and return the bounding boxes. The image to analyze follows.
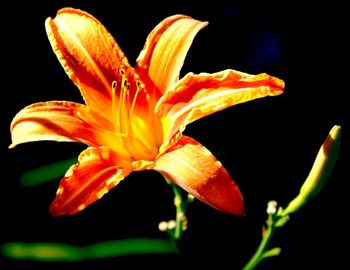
[266,200,278,215]
[281,125,341,217]
[158,221,169,232]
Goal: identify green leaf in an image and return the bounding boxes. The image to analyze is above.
[2,242,83,262]
[2,239,178,262]
[86,238,178,258]
[19,157,77,186]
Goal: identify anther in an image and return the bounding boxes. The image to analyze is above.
[112,80,117,90]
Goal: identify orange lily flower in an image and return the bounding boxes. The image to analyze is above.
[10,8,284,217]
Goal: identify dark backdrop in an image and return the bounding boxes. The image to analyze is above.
[1,1,348,269]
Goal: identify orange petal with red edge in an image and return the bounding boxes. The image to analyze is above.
[45,7,131,115]
[10,101,99,148]
[136,15,208,94]
[50,147,130,216]
[154,135,244,216]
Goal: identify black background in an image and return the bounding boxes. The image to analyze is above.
[1,1,348,269]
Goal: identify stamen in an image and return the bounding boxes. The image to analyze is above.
[129,80,141,123]
[110,77,127,138]
[110,68,157,159]
[119,68,128,135]
[111,80,117,125]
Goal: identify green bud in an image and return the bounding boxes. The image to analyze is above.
[281,125,341,217]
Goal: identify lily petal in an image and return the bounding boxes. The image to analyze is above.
[50,147,131,216]
[154,135,244,216]
[136,15,208,95]
[157,69,284,144]
[45,7,130,115]
[10,101,99,148]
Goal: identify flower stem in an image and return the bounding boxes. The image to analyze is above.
[242,215,277,270]
[163,177,189,242]
[242,200,286,270]
[171,183,186,240]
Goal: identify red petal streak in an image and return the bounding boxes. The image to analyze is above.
[154,136,244,215]
[50,147,130,216]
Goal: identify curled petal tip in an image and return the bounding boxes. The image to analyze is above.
[8,143,16,149]
[270,76,285,95]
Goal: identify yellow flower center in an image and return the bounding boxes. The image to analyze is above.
[108,69,161,161]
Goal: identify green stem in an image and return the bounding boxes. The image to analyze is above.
[164,178,187,241]
[171,183,185,240]
[242,215,276,270]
